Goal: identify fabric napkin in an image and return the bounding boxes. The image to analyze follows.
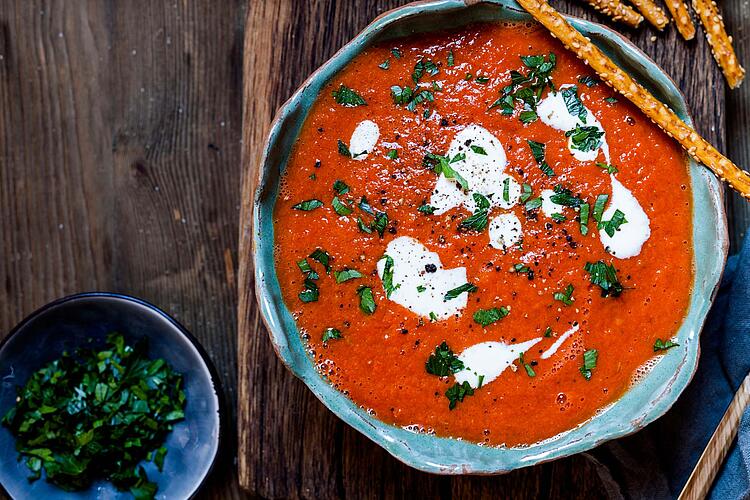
[587,234,750,499]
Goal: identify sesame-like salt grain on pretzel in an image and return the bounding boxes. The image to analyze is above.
[516,0,750,198]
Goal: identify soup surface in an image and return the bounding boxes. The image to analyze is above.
[272,22,693,446]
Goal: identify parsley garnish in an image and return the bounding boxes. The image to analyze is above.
[475,75,490,84]
[584,261,623,297]
[561,85,587,122]
[417,285,426,293]
[458,193,491,232]
[599,209,628,237]
[334,268,363,283]
[489,53,556,123]
[387,149,398,159]
[473,307,509,326]
[566,125,604,152]
[553,284,575,306]
[580,349,598,380]
[357,217,373,233]
[371,212,388,237]
[511,263,534,280]
[357,286,376,314]
[592,194,609,223]
[331,196,353,216]
[298,281,319,303]
[579,202,590,236]
[519,352,536,377]
[654,339,680,352]
[470,145,487,155]
[358,196,375,216]
[309,248,331,273]
[525,196,543,211]
[333,180,350,194]
[425,341,464,376]
[390,85,434,112]
[550,184,582,207]
[418,202,436,215]
[447,50,455,67]
[2,333,185,498]
[322,328,343,342]
[391,48,402,59]
[596,162,619,174]
[332,84,366,106]
[551,213,566,223]
[444,283,478,301]
[503,178,511,202]
[378,59,390,70]
[412,58,439,83]
[292,199,323,211]
[519,110,538,124]
[425,153,469,191]
[544,326,553,337]
[337,139,352,158]
[380,255,400,298]
[520,183,533,203]
[445,381,474,410]
[604,96,618,104]
[578,75,599,87]
[527,140,555,177]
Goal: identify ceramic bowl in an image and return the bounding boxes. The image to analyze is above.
[253,0,727,473]
[0,293,223,498]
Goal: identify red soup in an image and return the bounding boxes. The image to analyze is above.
[272,22,693,446]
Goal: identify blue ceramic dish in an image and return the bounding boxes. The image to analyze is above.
[0,293,223,498]
[253,0,727,473]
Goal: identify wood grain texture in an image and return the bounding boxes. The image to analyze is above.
[238,1,733,499]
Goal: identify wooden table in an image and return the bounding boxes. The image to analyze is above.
[0,1,747,498]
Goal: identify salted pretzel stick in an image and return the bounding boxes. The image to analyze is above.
[580,0,643,28]
[628,0,670,30]
[692,0,745,88]
[515,0,750,198]
[664,0,696,40]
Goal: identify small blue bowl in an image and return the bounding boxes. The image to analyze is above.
[0,293,223,499]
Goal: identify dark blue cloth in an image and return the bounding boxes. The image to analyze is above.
[589,236,750,499]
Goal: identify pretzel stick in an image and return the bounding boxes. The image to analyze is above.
[664,0,696,40]
[628,0,670,30]
[579,0,643,28]
[692,0,745,89]
[515,0,750,198]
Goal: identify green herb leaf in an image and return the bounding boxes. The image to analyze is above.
[525,196,543,211]
[333,180,350,194]
[444,283,478,301]
[357,286,376,314]
[527,140,546,163]
[292,199,323,211]
[519,110,539,124]
[596,162,619,174]
[309,248,332,273]
[380,255,400,298]
[470,145,487,155]
[371,212,388,237]
[378,59,390,70]
[580,349,598,380]
[584,260,624,297]
[445,381,475,410]
[604,96,618,104]
[561,85,587,122]
[332,196,353,216]
[578,75,599,87]
[391,48,402,59]
[551,213,566,223]
[332,84,366,106]
[425,341,465,376]
[520,183,533,203]
[387,149,399,159]
[592,194,609,223]
[579,202,590,236]
[337,139,352,158]
[519,352,536,377]
[553,284,575,306]
[418,202,436,215]
[550,184,582,207]
[544,326,553,337]
[334,268,363,283]
[447,50,455,67]
[599,209,628,237]
[565,125,604,152]
[427,153,469,191]
[654,338,680,352]
[473,307,509,326]
[322,328,343,342]
[503,178,511,202]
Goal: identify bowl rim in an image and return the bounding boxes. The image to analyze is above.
[251,0,728,474]
[0,291,225,499]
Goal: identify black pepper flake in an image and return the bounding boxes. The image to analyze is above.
[401,329,409,334]
[530,361,538,366]
[317,127,324,132]
[440,118,449,126]
[425,264,437,273]
[626,116,636,126]
[314,159,321,168]
[388,227,397,234]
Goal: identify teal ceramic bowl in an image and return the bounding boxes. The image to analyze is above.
[253,0,727,473]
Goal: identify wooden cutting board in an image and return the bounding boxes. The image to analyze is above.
[238,1,731,497]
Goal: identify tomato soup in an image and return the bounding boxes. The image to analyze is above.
[272,22,693,446]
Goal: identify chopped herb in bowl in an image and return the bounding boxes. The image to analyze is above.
[2,332,186,499]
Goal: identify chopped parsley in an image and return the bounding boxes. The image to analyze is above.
[596,162,619,174]
[511,263,534,279]
[358,196,375,216]
[503,178,511,202]
[1,332,185,498]
[551,213,566,223]
[489,52,556,123]
[470,145,487,155]
[473,307,509,326]
[380,255,400,298]
[387,149,399,159]
[292,199,323,211]
[527,140,555,177]
[357,217,373,233]
[417,285,426,293]
[418,202,436,215]
[298,280,319,303]
[654,339,680,352]
[447,50,455,67]
[444,283,478,301]
[425,341,465,376]
[475,75,490,84]
[544,326,553,337]
[332,84,366,106]
[580,349,598,380]
[412,58,439,83]
[578,75,599,87]
[592,194,609,223]
[337,139,352,158]
[604,96,618,104]
[378,59,390,70]
[584,261,624,297]
[579,202,590,236]
[520,183,533,203]
[357,286,376,315]
[561,85,587,122]
[391,48,402,59]
[333,179,350,194]
[519,352,536,377]
[334,268,363,283]
[565,125,604,152]
[525,196,543,211]
[553,284,575,306]
[309,248,332,273]
[446,381,474,410]
[390,85,435,113]
[425,153,469,191]
[331,196,353,216]
[371,211,388,237]
[458,193,491,232]
[599,209,628,237]
[550,184,582,207]
[322,328,343,342]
